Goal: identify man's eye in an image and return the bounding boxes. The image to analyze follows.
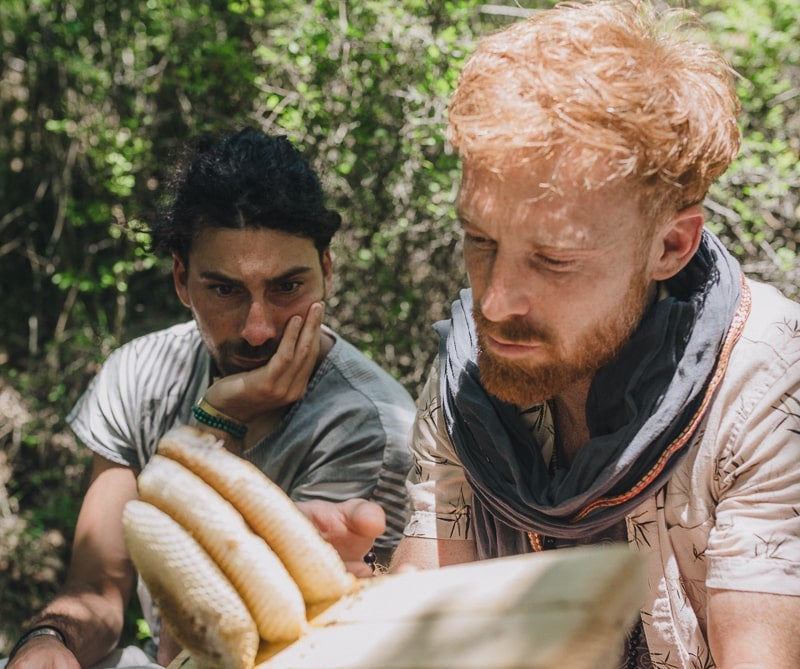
[536,255,573,270]
[212,284,236,297]
[277,281,301,293]
[465,233,494,249]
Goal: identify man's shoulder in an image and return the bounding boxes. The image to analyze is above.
[707,278,800,429]
[122,320,200,351]
[68,320,205,466]
[322,329,414,408]
[740,279,800,354]
[96,320,205,389]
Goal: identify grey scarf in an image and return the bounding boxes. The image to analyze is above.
[437,230,746,557]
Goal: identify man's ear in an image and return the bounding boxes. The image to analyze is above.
[651,205,705,281]
[321,247,333,296]
[172,254,191,308]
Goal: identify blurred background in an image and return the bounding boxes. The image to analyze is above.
[1,0,798,652]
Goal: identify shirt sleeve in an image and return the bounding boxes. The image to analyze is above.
[404,363,474,541]
[67,343,148,468]
[704,311,800,595]
[67,326,206,471]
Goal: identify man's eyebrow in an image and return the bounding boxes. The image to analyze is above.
[198,266,315,284]
[198,270,243,285]
[266,266,315,284]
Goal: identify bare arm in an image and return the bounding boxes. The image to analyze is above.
[390,536,476,571]
[9,455,138,668]
[708,588,800,669]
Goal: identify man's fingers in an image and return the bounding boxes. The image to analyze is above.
[270,314,305,371]
[287,301,324,390]
[302,301,325,338]
[280,302,323,358]
[341,498,386,542]
[271,301,323,380]
[343,559,377,579]
[294,301,324,367]
[297,498,386,578]
[298,499,385,564]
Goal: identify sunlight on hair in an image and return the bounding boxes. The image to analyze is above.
[448,0,742,215]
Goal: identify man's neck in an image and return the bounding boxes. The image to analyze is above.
[548,284,664,467]
[551,378,592,467]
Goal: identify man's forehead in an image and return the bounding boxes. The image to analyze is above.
[456,159,643,244]
[190,225,316,250]
[457,166,561,215]
[459,154,632,197]
[187,226,324,271]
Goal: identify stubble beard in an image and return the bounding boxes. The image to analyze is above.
[474,276,652,407]
[213,338,280,376]
[194,313,280,378]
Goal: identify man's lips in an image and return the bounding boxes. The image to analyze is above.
[230,355,269,370]
[484,334,545,358]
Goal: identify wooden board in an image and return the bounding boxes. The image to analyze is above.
[169,544,644,669]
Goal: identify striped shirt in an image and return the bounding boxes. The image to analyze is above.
[68,320,416,549]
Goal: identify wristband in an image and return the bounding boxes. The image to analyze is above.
[8,625,69,661]
[192,398,247,440]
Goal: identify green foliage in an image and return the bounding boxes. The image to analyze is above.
[243,0,487,386]
[1,0,264,386]
[0,0,798,655]
[699,0,800,281]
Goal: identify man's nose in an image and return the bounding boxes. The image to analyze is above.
[479,256,531,323]
[240,300,277,346]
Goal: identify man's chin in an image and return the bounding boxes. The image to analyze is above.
[219,351,275,374]
[478,353,564,407]
[483,383,558,407]
[235,360,270,372]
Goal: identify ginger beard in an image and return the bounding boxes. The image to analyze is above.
[473,273,653,407]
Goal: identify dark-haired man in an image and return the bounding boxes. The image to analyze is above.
[5,130,414,669]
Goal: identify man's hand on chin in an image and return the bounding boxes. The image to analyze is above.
[203,301,325,422]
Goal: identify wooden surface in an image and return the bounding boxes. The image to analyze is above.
[169,544,644,669]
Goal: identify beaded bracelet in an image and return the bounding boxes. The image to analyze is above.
[192,398,247,440]
[8,625,69,661]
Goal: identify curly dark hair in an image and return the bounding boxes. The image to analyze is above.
[148,128,342,262]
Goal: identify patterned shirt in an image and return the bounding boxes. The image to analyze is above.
[405,280,800,667]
